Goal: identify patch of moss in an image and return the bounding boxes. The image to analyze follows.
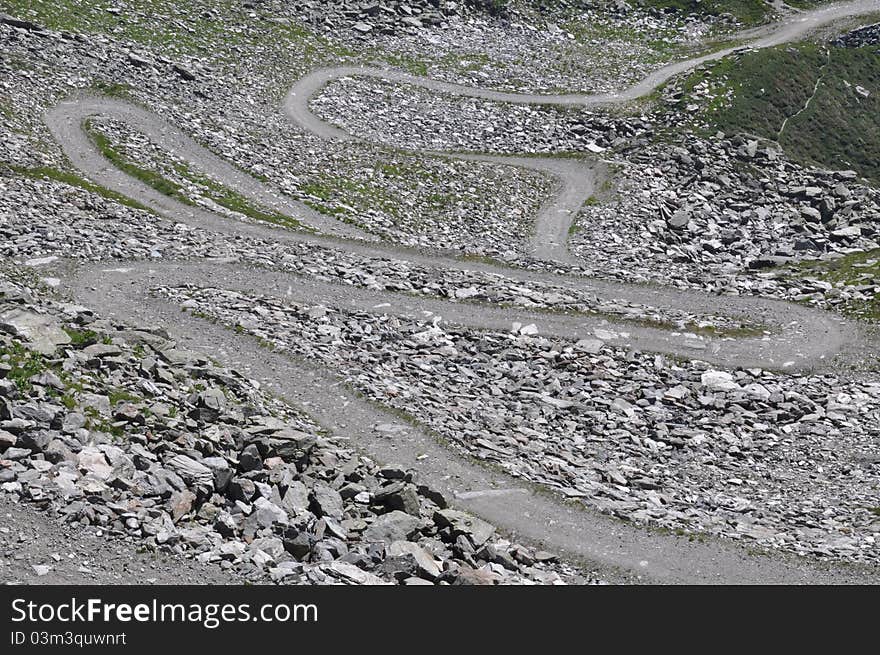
[63,327,99,347]
[673,41,880,184]
[0,342,47,392]
[785,249,880,322]
[7,165,153,213]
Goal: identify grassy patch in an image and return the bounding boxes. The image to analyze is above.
[562,17,683,61]
[108,389,141,405]
[7,165,153,213]
[171,162,303,230]
[0,341,47,392]
[674,42,880,183]
[641,0,774,25]
[83,121,302,229]
[0,334,95,395]
[786,46,880,182]
[63,327,99,347]
[84,411,125,438]
[0,96,14,120]
[568,196,600,236]
[785,249,880,321]
[677,43,827,135]
[91,81,131,98]
[85,121,189,200]
[301,174,401,219]
[378,53,429,77]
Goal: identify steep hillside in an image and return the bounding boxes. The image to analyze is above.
[672,31,880,183]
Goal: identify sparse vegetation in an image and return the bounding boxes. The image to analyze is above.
[0,341,48,392]
[641,0,774,25]
[108,389,141,405]
[300,165,423,221]
[63,327,99,347]
[675,41,880,183]
[6,165,153,213]
[0,0,339,60]
[173,162,304,230]
[85,121,189,200]
[91,81,131,98]
[83,120,303,230]
[786,249,880,322]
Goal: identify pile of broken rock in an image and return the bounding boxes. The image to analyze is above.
[0,274,583,585]
[292,0,493,36]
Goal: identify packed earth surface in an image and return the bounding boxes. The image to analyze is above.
[1,0,880,585]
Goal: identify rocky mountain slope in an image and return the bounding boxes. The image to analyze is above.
[1,0,880,584]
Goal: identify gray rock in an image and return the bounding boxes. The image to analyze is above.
[386,540,441,580]
[0,430,16,449]
[164,454,214,492]
[192,388,225,421]
[77,446,112,480]
[269,428,316,459]
[363,510,422,544]
[280,481,310,514]
[377,483,422,516]
[44,439,75,464]
[83,343,122,358]
[0,309,70,355]
[201,456,233,491]
[667,211,690,229]
[172,63,197,81]
[0,13,43,31]
[309,483,344,519]
[434,509,495,547]
[2,446,30,460]
[238,444,263,472]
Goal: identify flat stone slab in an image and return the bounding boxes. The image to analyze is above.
[0,309,70,355]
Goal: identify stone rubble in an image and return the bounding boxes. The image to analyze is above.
[0,173,749,334]
[1,0,879,580]
[161,284,880,563]
[310,74,651,154]
[294,0,732,94]
[0,272,590,584]
[568,133,880,299]
[834,22,880,48]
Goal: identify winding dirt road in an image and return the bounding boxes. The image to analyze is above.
[284,0,880,260]
[44,98,855,373]
[45,0,880,582]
